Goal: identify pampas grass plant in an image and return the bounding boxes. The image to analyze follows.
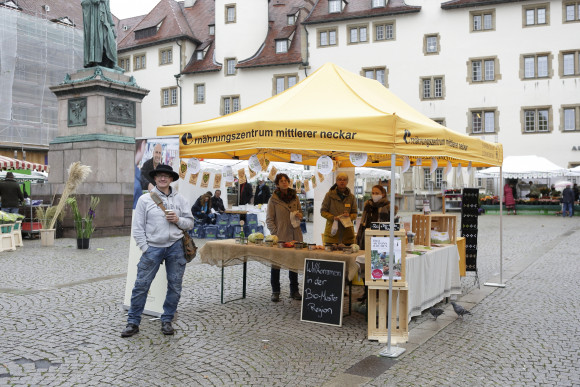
[48,162,91,230]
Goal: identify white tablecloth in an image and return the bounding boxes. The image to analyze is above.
[406,245,461,322]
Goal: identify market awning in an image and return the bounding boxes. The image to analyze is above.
[0,156,49,172]
[157,63,502,168]
[477,155,565,179]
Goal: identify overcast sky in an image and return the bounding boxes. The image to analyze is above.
[110,0,159,20]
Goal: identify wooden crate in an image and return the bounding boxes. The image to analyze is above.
[411,214,457,246]
[367,286,408,343]
[456,236,466,276]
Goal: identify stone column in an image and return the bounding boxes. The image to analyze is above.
[33,67,149,237]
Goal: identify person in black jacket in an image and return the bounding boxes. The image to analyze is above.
[0,172,24,213]
[254,180,271,205]
[239,181,253,205]
[211,189,226,213]
[562,184,575,217]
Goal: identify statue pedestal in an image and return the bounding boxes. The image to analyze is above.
[33,67,149,237]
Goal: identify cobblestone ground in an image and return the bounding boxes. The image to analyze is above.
[0,214,578,386]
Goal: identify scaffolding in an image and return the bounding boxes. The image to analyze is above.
[0,8,83,148]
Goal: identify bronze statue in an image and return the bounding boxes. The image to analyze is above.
[82,0,121,70]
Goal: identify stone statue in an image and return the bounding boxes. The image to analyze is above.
[81,0,121,70]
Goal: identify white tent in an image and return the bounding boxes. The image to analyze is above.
[567,165,580,177]
[476,155,566,179]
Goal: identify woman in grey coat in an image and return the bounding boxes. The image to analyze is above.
[266,173,303,302]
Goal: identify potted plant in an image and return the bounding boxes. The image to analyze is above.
[67,196,100,249]
[35,206,64,246]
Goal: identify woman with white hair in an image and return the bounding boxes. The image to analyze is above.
[320,172,357,245]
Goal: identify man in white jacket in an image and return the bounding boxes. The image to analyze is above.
[122,165,194,337]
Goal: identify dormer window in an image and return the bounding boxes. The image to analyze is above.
[135,20,163,40]
[196,51,204,60]
[275,39,288,53]
[287,15,295,25]
[209,24,215,35]
[54,16,74,27]
[1,1,20,10]
[372,0,386,8]
[328,0,344,13]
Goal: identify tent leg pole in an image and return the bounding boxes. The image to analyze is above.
[379,153,405,358]
[485,166,505,288]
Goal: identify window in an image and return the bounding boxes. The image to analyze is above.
[328,0,343,13]
[562,105,580,131]
[287,14,296,25]
[362,67,387,87]
[523,3,549,26]
[273,74,297,95]
[348,25,368,44]
[522,106,551,133]
[195,50,204,60]
[564,1,580,22]
[469,109,498,134]
[432,118,446,126]
[275,39,288,53]
[161,87,178,107]
[318,28,337,47]
[135,26,158,40]
[225,58,237,76]
[560,50,580,77]
[372,0,386,7]
[424,168,443,189]
[374,21,395,42]
[225,4,236,23]
[159,48,173,65]
[424,34,440,55]
[420,76,444,100]
[209,24,215,35]
[470,57,498,82]
[133,54,146,70]
[221,96,240,115]
[470,9,495,32]
[521,53,551,79]
[118,57,130,72]
[194,83,205,104]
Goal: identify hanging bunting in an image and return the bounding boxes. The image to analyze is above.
[200,171,211,188]
[429,158,438,175]
[290,153,302,162]
[467,161,473,175]
[249,168,257,180]
[416,158,422,166]
[248,154,262,172]
[304,180,311,192]
[179,160,188,180]
[213,173,222,189]
[187,158,201,174]
[223,165,234,182]
[238,168,247,184]
[456,163,463,177]
[316,156,333,175]
[317,171,325,183]
[268,165,278,181]
[401,156,410,173]
[444,161,452,176]
[311,174,318,189]
[295,179,302,192]
[189,172,199,185]
[349,152,368,167]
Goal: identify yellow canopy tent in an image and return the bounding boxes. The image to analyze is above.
[158,63,502,168]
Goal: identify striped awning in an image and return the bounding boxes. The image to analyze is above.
[0,156,49,172]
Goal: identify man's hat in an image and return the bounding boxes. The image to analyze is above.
[149,164,179,181]
[5,172,14,179]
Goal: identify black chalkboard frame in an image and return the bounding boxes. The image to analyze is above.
[300,258,346,327]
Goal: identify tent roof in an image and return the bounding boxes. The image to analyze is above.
[0,156,49,172]
[158,63,502,168]
[477,155,566,178]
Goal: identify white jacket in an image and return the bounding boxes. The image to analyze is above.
[132,186,194,252]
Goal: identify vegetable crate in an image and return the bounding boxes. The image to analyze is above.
[411,214,457,246]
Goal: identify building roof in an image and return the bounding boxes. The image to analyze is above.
[182,38,221,73]
[303,0,421,25]
[441,0,531,9]
[116,15,146,42]
[180,0,220,74]
[2,0,84,29]
[236,0,310,69]
[117,0,198,53]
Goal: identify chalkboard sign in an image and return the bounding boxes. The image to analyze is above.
[301,258,345,327]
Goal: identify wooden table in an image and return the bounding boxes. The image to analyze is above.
[199,239,361,304]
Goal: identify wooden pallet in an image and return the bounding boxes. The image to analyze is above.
[411,214,457,246]
[367,286,408,343]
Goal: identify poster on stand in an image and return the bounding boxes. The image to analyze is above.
[369,236,402,281]
[125,135,180,316]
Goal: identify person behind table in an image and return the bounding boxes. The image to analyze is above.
[321,172,357,245]
[122,164,194,337]
[355,185,398,250]
[266,173,303,302]
[140,143,163,191]
[191,193,214,224]
[211,189,226,213]
[254,180,271,205]
[562,184,575,218]
[0,172,24,213]
[504,181,516,215]
[239,180,254,205]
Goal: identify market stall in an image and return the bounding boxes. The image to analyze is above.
[158,63,503,351]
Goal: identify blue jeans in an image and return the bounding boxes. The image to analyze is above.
[562,203,573,217]
[271,267,299,294]
[2,207,19,214]
[127,241,187,325]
